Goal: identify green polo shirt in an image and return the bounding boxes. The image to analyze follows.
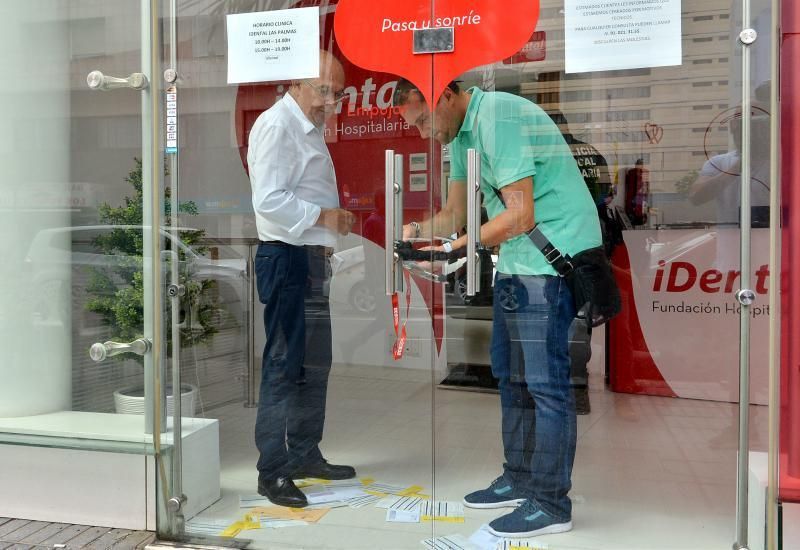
[450,88,601,276]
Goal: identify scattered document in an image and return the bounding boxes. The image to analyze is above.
[304,486,368,505]
[239,494,271,508]
[258,517,309,529]
[421,534,474,550]
[420,501,465,522]
[386,507,421,523]
[246,505,330,523]
[468,524,501,550]
[498,540,547,550]
[346,493,382,508]
[185,518,230,536]
[377,495,425,510]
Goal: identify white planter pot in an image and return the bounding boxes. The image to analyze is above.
[113,383,197,418]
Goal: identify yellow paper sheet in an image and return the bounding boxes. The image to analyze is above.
[220,517,261,537]
[247,506,330,523]
[396,485,425,496]
[294,478,328,488]
[421,515,465,523]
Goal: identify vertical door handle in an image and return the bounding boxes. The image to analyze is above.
[466,149,482,296]
[385,151,404,295]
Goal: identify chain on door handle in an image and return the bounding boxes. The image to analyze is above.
[89,338,152,362]
[87,70,149,91]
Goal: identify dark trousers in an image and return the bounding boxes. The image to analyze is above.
[491,274,577,521]
[254,242,333,478]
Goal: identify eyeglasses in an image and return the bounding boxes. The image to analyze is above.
[303,81,346,103]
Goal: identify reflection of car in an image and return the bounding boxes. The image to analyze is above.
[447,251,498,306]
[24,225,246,327]
[329,244,378,314]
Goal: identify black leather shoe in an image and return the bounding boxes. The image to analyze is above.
[293,460,356,480]
[257,476,308,508]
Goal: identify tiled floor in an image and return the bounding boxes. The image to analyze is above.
[0,519,154,550]
[186,361,769,550]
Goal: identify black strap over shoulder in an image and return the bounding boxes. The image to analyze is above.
[490,186,573,276]
[525,226,574,276]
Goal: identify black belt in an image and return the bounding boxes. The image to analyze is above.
[260,241,333,256]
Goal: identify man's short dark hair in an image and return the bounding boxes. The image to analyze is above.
[392,79,461,107]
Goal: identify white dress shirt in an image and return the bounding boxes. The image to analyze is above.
[247,93,339,247]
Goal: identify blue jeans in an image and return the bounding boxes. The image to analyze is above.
[491,273,577,521]
[254,243,332,478]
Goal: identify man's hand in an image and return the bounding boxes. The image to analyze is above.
[317,208,356,235]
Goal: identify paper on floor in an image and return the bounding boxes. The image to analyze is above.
[364,482,413,495]
[376,495,425,510]
[246,505,330,523]
[239,494,272,508]
[497,541,548,550]
[185,518,231,536]
[421,534,475,550]
[386,507,421,523]
[258,517,309,529]
[420,500,465,522]
[345,493,382,508]
[303,486,368,505]
[220,518,260,537]
[294,477,328,488]
[468,524,501,550]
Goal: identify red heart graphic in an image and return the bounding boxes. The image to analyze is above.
[334,0,540,107]
[644,122,664,144]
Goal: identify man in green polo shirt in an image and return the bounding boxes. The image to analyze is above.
[394,80,601,538]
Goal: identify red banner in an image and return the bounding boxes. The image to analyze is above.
[333,0,540,107]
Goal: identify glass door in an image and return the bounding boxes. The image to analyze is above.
[0,0,171,531]
[161,0,779,548]
[431,1,775,549]
[159,0,440,547]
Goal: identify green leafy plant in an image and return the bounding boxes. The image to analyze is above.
[85,158,218,358]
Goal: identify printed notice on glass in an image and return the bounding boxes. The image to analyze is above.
[565,0,681,74]
[227,7,320,84]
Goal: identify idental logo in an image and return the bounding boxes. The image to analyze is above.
[652,261,770,294]
[334,78,399,117]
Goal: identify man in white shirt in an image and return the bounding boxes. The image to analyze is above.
[247,50,355,508]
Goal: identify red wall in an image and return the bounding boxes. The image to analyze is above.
[780,0,800,502]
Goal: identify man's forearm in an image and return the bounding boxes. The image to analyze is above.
[449,208,532,250]
[416,209,463,240]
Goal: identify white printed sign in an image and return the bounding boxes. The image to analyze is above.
[564,0,682,73]
[227,7,320,84]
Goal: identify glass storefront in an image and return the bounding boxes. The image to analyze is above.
[0,0,790,548]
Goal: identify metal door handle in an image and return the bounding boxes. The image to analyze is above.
[87,70,149,91]
[89,338,152,362]
[385,150,404,295]
[466,148,482,296]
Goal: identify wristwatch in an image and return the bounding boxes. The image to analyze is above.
[409,221,421,238]
[442,242,453,253]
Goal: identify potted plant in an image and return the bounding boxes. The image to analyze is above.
[85,158,221,415]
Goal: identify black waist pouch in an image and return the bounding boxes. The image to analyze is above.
[563,246,621,327]
[524,225,621,327]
